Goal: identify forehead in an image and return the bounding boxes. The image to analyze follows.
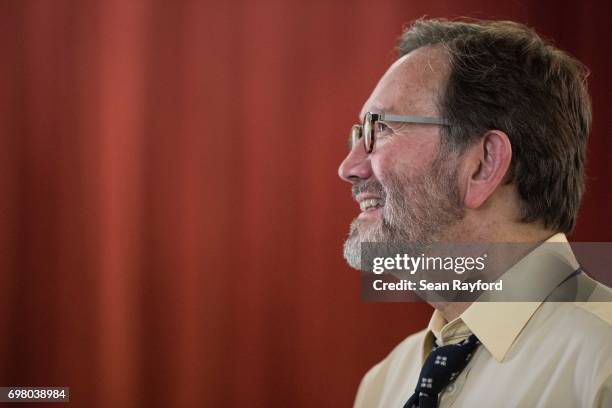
[360,46,449,119]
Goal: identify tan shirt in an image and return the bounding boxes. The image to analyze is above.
[354,234,612,407]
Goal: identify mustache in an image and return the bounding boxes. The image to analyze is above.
[351,179,387,200]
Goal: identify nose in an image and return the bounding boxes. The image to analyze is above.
[338,143,373,183]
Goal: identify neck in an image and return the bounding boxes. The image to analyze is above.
[428,221,558,323]
[431,301,471,322]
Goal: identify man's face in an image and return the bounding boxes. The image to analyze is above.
[338,47,465,270]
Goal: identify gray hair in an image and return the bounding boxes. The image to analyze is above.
[398,18,592,233]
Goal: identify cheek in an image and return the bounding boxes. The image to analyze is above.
[370,154,397,184]
[370,139,439,182]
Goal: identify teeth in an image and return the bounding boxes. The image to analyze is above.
[359,198,383,211]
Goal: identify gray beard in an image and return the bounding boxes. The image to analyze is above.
[343,152,464,270]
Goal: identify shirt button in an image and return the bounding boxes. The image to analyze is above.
[446,383,456,394]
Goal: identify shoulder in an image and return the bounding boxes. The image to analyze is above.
[363,327,428,379]
[543,272,612,332]
[534,278,612,404]
[567,278,612,371]
[535,276,612,353]
[558,275,612,348]
[573,275,612,325]
[354,328,428,408]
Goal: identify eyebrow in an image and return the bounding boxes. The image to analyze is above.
[358,105,402,120]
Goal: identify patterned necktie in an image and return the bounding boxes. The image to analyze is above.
[403,334,481,408]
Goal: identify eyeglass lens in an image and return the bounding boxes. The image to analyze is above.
[349,115,377,153]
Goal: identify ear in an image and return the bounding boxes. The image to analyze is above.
[461,131,512,209]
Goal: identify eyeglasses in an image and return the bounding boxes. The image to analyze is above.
[350,112,450,153]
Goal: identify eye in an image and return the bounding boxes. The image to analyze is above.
[377,122,389,132]
[376,122,394,139]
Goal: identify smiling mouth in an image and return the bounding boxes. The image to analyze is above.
[359,198,384,212]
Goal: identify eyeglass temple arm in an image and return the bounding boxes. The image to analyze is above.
[380,113,450,126]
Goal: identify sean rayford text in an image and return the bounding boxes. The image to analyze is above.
[371,254,487,275]
[372,279,503,292]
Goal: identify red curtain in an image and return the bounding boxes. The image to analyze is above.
[1,1,610,406]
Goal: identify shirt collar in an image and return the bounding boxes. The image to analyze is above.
[424,233,579,363]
